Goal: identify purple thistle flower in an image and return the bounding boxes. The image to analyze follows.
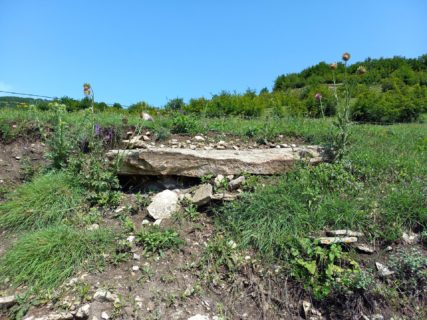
[315,93,322,101]
[94,123,101,136]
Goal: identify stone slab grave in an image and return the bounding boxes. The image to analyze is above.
[107,145,328,177]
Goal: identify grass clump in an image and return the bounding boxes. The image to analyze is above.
[0,172,84,231]
[136,226,184,254]
[217,163,366,260]
[0,225,114,290]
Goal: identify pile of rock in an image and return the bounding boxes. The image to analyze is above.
[142,174,245,224]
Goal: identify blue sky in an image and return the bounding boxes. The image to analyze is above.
[0,0,426,107]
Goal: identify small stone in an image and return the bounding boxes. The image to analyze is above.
[87,224,99,231]
[232,145,239,150]
[191,184,213,206]
[280,144,289,148]
[153,219,162,225]
[355,244,375,254]
[386,246,393,252]
[75,304,90,318]
[141,112,153,121]
[189,144,197,150]
[371,314,384,320]
[402,231,419,245]
[228,176,245,191]
[127,235,136,244]
[291,143,296,148]
[114,206,125,214]
[216,145,225,150]
[132,265,140,272]
[188,315,209,320]
[194,136,205,142]
[142,135,150,141]
[217,140,226,146]
[145,131,151,136]
[101,311,110,320]
[15,156,21,160]
[147,190,180,220]
[214,175,225,187]
[0,295,16,308]
[317,237,358,245]
[327,230,364,237]
[376,262,394,277]
[141,219,150,225]
[93,289,117,302]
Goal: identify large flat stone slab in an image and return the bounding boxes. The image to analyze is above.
[107,146,327,177]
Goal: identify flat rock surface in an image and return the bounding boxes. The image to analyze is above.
[108,146,327,177]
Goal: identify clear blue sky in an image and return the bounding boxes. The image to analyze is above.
[1,0,426,107]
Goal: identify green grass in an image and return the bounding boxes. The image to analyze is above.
[0,225,114,290]
[0,172,85,230]
[214,120,426,262]
[136,226,184,254]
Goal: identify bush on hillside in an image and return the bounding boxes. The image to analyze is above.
[352,87,424,123]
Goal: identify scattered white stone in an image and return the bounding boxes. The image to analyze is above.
[189,144,197,150]
[132,265,140,272]
[214,174,225,187]
[402,231,419,245]
[24,312,74,320]
[386,246,393,252]
[75,304,90,318]
[188,315,210,320]
[302,300,323,320]
[142,135,150,141]
[327,230,364,237]
[194,135,205,142]
[114,206,126,214]
[93,289,117,302]
[147,190,180,220]
[133,253,141,261]
[127,235,136,244]
[101,311,110,320]
[228,176,245,191]
[141,219,150,225]
[376,262,394,277]
[0,295,16,308]
[153,219,163,225]
[87,223,99,231]
[317,237,358,245]
[191,184,213,206]
[141,112,153,121]
[232,145,239,150]
[355,244,375,254]
[15,156,21,160]
[217,140,226,146]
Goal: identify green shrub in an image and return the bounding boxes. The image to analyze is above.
[68,152,121,207]
[170,114,200,134]
[388,248,427,297]
[0,172,84,230]
[136,226,184,254]
[352,88,423,123]
[289,239,363,299]
[0,225,114,290]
